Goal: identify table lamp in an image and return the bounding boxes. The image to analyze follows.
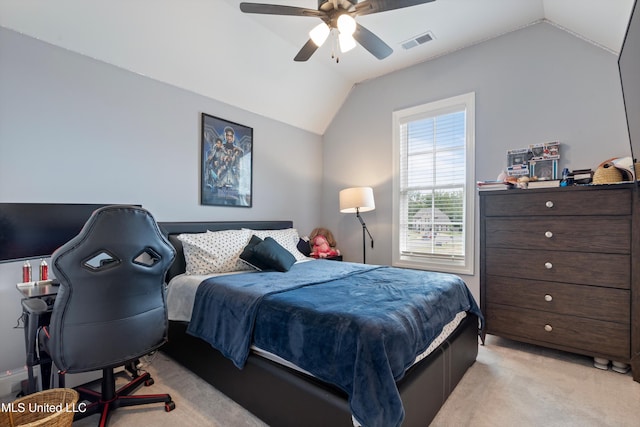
[339,187,375,263]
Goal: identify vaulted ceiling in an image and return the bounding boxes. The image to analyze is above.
[0,0,635,134]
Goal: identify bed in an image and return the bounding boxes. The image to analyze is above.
[158,220,482,427]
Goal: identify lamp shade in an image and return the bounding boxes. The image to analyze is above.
[340,187,375,213]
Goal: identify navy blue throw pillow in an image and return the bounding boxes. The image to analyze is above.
[239,235,267,270]
[297,238,311,257]
[252,237,296,272]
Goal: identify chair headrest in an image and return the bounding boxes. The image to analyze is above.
[52,205,175,279]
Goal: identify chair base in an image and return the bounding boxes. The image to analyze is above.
[71,367,175,427]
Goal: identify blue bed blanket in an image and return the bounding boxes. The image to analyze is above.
[187,260,482,427]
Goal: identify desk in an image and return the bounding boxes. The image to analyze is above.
[17,280,58,300]
[17,280,58,394]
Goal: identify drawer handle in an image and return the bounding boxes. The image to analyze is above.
[545,262,553,269]
[545,200,554,208]
[545,231,553,238]
[544,324,553,332]
[544,294,553,302]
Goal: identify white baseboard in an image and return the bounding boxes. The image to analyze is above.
[0,366,105,397]
[0,366,38,397]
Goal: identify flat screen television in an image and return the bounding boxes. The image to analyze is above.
[619,0,640,182]
[0,203,132,263]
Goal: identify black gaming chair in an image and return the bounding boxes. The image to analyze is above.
[38,205,176,425]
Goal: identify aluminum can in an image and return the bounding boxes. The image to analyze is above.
[22,260,32,282]
[39,259,48,281]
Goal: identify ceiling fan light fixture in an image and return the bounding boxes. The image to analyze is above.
[309,22,330,47]
[337,14,356,35]
[338,33,357,53]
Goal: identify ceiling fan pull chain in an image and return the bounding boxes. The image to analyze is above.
[332,29,339,63]
[331,29,336,62]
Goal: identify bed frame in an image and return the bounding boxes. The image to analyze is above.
[158,220,479,427]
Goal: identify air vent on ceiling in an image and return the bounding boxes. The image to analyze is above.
[401,31,435,50]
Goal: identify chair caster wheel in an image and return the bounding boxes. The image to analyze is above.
[144,378,155,386]
[165,401,176,412]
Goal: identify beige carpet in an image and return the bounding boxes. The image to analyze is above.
[430,337,639,427]
[30,336,640,426]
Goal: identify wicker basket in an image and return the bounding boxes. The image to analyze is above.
[0,388,79,427]
[592,158,623,184]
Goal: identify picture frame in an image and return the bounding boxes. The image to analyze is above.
[201,113,253,207]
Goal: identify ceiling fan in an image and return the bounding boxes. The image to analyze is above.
[239,0,436,62]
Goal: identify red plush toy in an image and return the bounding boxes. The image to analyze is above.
[309,227,340,259]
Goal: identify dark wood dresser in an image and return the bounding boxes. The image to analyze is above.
[479,184,639,382]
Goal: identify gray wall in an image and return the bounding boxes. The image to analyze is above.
[322,22,630,298]
[0,27,323,375]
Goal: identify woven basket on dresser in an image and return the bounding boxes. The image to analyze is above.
[592,158,623,184]
[0,388,79,427]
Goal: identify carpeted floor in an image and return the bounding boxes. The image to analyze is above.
[13,335,640,426]
[430,337,639,427]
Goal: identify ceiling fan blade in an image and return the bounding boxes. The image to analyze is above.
[353,23,393,59]
[294,39,319,62]
[354,0,436,17]
[240,3,326,18]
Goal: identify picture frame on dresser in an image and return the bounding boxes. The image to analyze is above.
[200,113,253,207]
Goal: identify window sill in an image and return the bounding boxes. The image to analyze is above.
[392,257,473,275]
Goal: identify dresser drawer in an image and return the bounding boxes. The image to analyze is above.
[482,189,631,217]
[485,275,630,323]
[485,248,630,289]
[485,304,630,359]
[485,217,631,253]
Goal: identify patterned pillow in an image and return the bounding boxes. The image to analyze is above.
[177,229,253,275]
[243,228,307,261]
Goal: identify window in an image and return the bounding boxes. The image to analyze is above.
[392,92,475,274]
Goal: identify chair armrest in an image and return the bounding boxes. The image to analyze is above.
[22,298,49,315]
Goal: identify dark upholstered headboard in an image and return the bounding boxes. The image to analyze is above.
[158,220,293,282]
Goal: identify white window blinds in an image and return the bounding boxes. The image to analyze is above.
[392,93,475,274]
